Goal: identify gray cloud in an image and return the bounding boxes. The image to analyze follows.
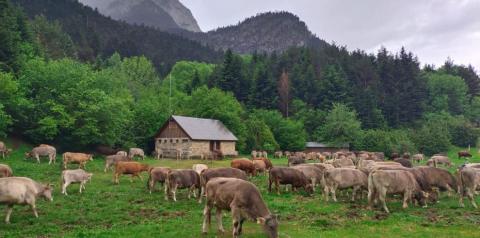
[181,0,480,70]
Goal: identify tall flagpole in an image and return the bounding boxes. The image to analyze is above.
[169,73,172,115]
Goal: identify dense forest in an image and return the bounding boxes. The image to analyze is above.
[1,0,479,156]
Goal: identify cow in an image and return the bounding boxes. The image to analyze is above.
[309,163,335,172]
[192,164,208,175]
[165,169,201,202]
[458,167,480,208]
[292,165,324,192]
[427,156,452,168]
[61,169,93,195]
[147,167,171,194]
[412,154,425,163]
[323,168,367,202]
[268,167,313,195]
[95,145,120,156]
[261,151,268,158]
[62,152,93,169]
[412,166,457,198]
[116,151,128,157]
[288,156,305,167]
[368,170,428,213]
[128,148,145,160]
[0,141,12,159]
[253,160,267,175]
[25,145,56,164]
[0,164,13,178]
[104,154,130,172]
[393,158,413,168]
[332,158,355,168]
[113,162,150,184]
[153,148,163,160]
[0,177,53,223]
[274,151,283,159]
[202,178,278,238]
[251,150,258,159]
[458,151,473,159]
[199,168,248,203]
[254,157,273,171]
[231,159,256,176]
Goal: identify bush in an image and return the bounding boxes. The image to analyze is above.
[244,117,279,152]
[359,129,416,157]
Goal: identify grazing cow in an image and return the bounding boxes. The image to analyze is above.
[368,170,428,213]
[116,151,128,157]
[393,158,413,168]
[0,177,53,223]
[113,162,150,184]
[95,145,120,155]
[251,150,258,159]
[293,165,324,191]
[274,151,283,159]
[128,148,145,160]
[288,156,305,167]
[427,156,452,168]
[254,157,273,171]
[199,168,248,203]
[0,164,13,177]
[61,169,93,195]
[202,178,278,238]
[458,151,473,159]
[0,141,12,159]
[104,154,130,172]
[153,148,163,160]
[323,168,367,202]
[231,159,256,176]
[147,167,171,194]
[458,167,480,208]
[253,160,267,175]
[460,163,480,169]
[332,158,355,168]
[165,169,201,201]
[268,167,313,195]
[412,166,456,197]
[192,164,208,175]
[402,152,411,159]
[357,160,404,174]
[62,152,93,169]
[25,146,56,164]
[261,151,268,158]
[412,154,425,163]
[309,163,335,172]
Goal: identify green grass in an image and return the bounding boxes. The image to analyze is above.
[1,144,480,237]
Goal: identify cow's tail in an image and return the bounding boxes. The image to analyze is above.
[458,169,465,196]
[60,170,66,188]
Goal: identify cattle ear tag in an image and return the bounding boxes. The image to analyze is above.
[257,217,266,224]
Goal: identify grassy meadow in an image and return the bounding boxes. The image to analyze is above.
[1,143,480,237]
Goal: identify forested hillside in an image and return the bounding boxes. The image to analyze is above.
[0,0,479,156]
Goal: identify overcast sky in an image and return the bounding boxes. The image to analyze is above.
[181,0,480,70]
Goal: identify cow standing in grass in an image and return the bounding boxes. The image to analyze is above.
[104,154,130,172]
[25,145,56,164]
[165,169,201,202]
[458,167,480,208]
[199,168,248,203]
[63,152,93,169]
[128,148,145,160]
[113,162,150,184]
[0,164,13,177]
[0,141,12,159]
[147,167,171,194]
[268,167,313,195]
[61,169,93,195]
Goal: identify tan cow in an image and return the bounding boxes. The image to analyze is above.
[128,148,145,160]
[273,151,283,158]
[113,162,150,184]
[332,158,355,168]
[253,160,267,175]
[198,168,248,203]
[165,169,201,202]
[192,164,208,175]
[0,164,13,177]
[323,168,367,202]
[293,165,324,191]
[0,141,12,159]
[268,167,313,195]
[25,145,56,164]
[412,154,425,163]
[202,178,278,238]
[458,167,480,208]
[0,177,53,223]
[104,154,129,172]
[427,156,452,168]
[254,157,273,171]
[62,152,93,169]
[61,169,93,195]
[116,151,128,157]
[147,167,171,194]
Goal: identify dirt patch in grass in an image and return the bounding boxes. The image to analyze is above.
[373,212,389,220]
[161,211,186,218]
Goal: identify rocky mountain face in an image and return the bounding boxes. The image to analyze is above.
[79,0,201,32]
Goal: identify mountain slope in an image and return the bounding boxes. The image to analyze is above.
[12,0,220,73]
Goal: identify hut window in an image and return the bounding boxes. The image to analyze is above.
[182,139,188,143]
[170,139,173,143]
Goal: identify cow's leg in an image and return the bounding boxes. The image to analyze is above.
[312,178,317,192]
[216,208,225,233]
[31,203,38,218]
[114,173,119,184]
[62,181,70,195]
[36,155,40,163]
[198,186,204,203]
[468,188,478,208]
[164,183,169,201]
[402,191,410,209]
[149,179,155,194]
[332,185,338,202]
[268,178,272,193]
[173,184,178,202]
[188,186,192,199]
[276,180,280,195]
[324,185,329,201]
[380,188,389,213]
[238,218,245,235]
[202,203,212,234]
[80,181,85,193]
[5,205,13,223]
[352,186,359,202]
[231,206,241,237]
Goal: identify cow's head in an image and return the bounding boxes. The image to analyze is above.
[6,149,12,155]
[42,184,54,202]
[258,214,278,238]
[304,183,314,194]
[87,173,93,182]
[88,154,94,161]
[24,152,32,159]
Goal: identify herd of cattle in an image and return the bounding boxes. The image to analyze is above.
[0,141,479,238]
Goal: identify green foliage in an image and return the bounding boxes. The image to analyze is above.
[315,103,362,148]
[244,117,279,152]
[412,113,453,155]
[31,15,76,59]
[426,72,468,115]
[467,96,480,126]
[318,64,350,109]
[0,104,12,138]
[166,61,215,92]
[359,129,416,157]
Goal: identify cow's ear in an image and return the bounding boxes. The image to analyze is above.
[257,217,266,224]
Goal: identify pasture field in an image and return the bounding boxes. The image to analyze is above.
[1,144,480,238]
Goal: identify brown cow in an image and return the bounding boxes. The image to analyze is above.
[202,177,278,238]
[268,167,313,195]
[0,164,13,178]
[368,170,428,213]
[393,158,413,168]
[199,168,248,203]
[113,162,150,184]
[458,151,473,159]
[293,165,324,191]
[323,168,367,201]
[412,166,457,198]
[165,169,201,201]
[104,154,130,172]
[427,156,452,168]
[231,159,256,176]
[62,152,93,169]
[288,156,305,167]
[254,157,273,171]
[253,160,267,175]
[458,167,480,208]
[147,167,171,194]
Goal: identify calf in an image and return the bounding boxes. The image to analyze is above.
[202,178,278,238]
[274,151,283,158]
[104,154,129,172]
[128,148,145,160]
[165,169,201,201]
[368,170,428,213]
[61,169,93,195]
[0,141,12,159]
[113,162,150,184]
[0,164,13,177]
[147,167,171,194]
[0,177,53,223]
[25,145,56,164]
[62,152,93,169]
[427,156,452,168]
[192,164,208,175]
[293,165,324,191]
[268,167,313,195]
[231,159,256,176]
[199,168,248,203]
[458,167,480,208]
[323,168,367,201]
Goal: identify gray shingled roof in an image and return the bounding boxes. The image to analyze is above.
[173,115,238,141]
[306,142,349,148]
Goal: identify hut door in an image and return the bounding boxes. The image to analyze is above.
[210,141,220,151]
